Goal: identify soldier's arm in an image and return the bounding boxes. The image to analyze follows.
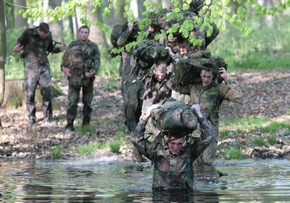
[92,44,101,73]
[190,104,213,160]
[117,22,133,47]
[13,29,28,52]
[60,43,72,77]
[217,67,242,101]
[47,32,66,53]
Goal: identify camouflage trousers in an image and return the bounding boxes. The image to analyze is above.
[66,78,94,127]
[121,80,144,131]
[24,63,52,120]
[195,136,218,165]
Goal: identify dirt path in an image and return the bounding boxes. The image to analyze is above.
[0,70,289,159]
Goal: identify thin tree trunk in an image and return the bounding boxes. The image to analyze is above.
[87,2,109,50]
[48,0,64,41]
[0,0,6,106]
[13,0,27,29]
[258,0,274,28]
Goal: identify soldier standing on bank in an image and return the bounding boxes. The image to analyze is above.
[61,25,101,133]
[13,22,66,127]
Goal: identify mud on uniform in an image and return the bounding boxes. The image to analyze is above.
[61,40,100,127]
[15,27,63,122]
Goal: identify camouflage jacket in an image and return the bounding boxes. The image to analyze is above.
[16,27,62,66]
[190,80,242,138]
[61,39,100,75]
[131,118,213,191]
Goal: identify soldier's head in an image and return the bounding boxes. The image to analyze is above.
[79,25,90,42]
[166,134,186,155]
[200,69,215,87]
[37,22,49,39]
[177,37,190,55]
[153,62,167,82]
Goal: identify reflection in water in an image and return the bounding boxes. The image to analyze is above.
[0,159,290,202]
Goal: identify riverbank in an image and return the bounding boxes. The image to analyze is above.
[0,70,289,160]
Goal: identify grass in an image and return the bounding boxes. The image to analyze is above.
[223,147,245,160]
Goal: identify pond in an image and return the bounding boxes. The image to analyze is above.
[0,157,289,202]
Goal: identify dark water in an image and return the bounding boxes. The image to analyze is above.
[0,158,289,202]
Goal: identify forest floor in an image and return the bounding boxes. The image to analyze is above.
[0,70,290,161]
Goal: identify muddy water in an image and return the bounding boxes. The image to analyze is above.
[0,158,289,202]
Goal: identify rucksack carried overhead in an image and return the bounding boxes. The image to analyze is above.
[174,56,226,86]
[150,98,198,135]
[110,23,128,48]
[110,22,139,48]
[133,39,170,70]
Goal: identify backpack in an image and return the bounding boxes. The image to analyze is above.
[150,98,198,135]
[133,39,170,70]
[174,56,222,86]
[110,23,128,48]
[149,9,169,29]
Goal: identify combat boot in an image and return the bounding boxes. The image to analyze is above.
[65,124,74,133]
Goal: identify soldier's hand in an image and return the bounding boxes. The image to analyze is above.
[62,66,71,77]
[85,70,96,78]
[60,43,67,51]
[219,67,228,81]
[13,43,23,52]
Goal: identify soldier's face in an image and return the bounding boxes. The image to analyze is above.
[79,28,90,42]
[168,137,185,155]
[178,42,188,55]
[37,28,48,39]
[200,70,214,87]
[154,67,166,82]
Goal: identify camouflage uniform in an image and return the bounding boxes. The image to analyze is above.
[120,52,144,131]
[116,23,145,131]
[61,39,100,128]
[15,26,63,122]
[190,80,242,165]
[130,116,213,191]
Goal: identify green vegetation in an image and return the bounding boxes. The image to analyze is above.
[253,136,267,147]
[52,146,63,159]
[208,16,290,72]
[5,15,290,80]
[219,116,290,159]
[224,147,245,160]
[78,125,95,135]
[76,142,106,156]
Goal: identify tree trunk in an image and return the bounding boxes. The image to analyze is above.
[137,0,145,19]
[258,0,274,28]
[86,2,109,50]
[13,0,27,29]
[3,80,63,110]
[48,0,64,41]
[0,0,7,107]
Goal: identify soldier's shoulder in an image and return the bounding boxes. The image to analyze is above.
[88,41,99,48]
[68,40,80,47]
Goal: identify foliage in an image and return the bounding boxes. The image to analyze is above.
[267,136,276,146]
[14,0,290,49]
[253,136,267,147]
[208,16,290,71]
[52,146,63,159]
[260,121,290,134]
[76,142,106,156]
[223,147,245,160]
[109,137,125,154]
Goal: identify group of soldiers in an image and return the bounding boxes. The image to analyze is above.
[112,1,242,191]
[13,0,242,192]
[13,23,101,133]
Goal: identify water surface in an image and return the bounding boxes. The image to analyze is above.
[1,158,289,202]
